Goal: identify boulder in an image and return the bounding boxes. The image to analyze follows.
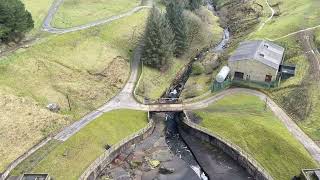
[149,160,160,168]
[152,150,173,162]
[159,166,175,174]
[46,103,60,112]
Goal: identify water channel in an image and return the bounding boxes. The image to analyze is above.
[100,1,251,179]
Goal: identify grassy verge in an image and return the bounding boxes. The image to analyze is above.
[12,110,148,179]
[194,93,318,180]
[21,0,55,36]
[52,0,141,28]
[136,58,186,100]
[0,10,148,172]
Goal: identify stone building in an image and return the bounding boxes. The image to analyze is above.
[228,40,285,82]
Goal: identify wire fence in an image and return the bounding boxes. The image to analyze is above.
[212,79,280,92]
[183,112,274,180]
[79,113,154,180]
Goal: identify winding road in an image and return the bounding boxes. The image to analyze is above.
[3,1,320,179]
[42,0,152,34]
[46,0,320,165]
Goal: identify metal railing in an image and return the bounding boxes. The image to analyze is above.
[183,112,274,180]
[79,113,154,180]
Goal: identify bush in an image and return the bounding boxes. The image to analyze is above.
[191,62,205,75]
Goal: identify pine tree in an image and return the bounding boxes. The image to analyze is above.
[0,0,34,42]
[166,2,188,57]
[188,0,203,11]
[141,7,174,69]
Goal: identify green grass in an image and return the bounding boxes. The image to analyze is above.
[250,0,320,39]
[243,0,320,141]
[0,10,148,172]
[21,0,55,36]
[21,110,148,179]
[136,58,187,100]
[315,29,320,48]
[11,140,62,176]
[52,0,141,28]
[195,93,318,180]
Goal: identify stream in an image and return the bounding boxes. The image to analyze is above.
[100,2,248,180]
[161,2,247,180]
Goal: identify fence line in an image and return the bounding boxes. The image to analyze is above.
[79,112,154,180]
[183,111,274,180]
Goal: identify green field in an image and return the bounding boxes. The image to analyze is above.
[52,0,141,28]
[251,0,320,39]
[194,93,318,180]
[0,10,148,172]
[12,110,148,179]
[21,0,54,36]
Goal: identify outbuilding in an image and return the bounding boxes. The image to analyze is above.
[228,40,285,82]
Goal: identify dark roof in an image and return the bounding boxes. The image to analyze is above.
[228,40,285,69]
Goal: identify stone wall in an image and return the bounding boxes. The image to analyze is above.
[80,112,155,180]
[229,59,278,82]
[0,137,52,180]
[179,111,273,180]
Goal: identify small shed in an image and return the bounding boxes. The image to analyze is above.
[228,40,285,82]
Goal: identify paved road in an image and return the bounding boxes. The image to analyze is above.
[54,46,148,141]
[42,0,152,34]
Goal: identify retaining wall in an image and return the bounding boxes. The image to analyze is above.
[0,137,52,180]
[180,111,273,180]
[79,112,155,180]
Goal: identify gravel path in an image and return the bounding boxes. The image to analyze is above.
[258,0,275,31]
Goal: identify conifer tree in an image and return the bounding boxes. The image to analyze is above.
[141,7,174,69]
[0,0,34,42]
[166,2,189,57]
[188,0,203,11]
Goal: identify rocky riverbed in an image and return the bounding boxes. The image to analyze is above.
[98,113,200,180]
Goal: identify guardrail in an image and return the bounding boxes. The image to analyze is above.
[183,111,274,180]
[79,112,155,180]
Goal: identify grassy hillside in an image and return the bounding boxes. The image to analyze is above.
[194,93,318,180]
[21,0,54,36]
[218,0,320,142]
[0,10,148,172]
[246,0,320,141]
[12,110,148,179]
[52,0,141,28]
[251,0,320,39]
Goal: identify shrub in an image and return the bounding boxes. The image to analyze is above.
[191,62,205,75]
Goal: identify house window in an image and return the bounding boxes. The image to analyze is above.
[234,72,244,80]
[265,75,272,82]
